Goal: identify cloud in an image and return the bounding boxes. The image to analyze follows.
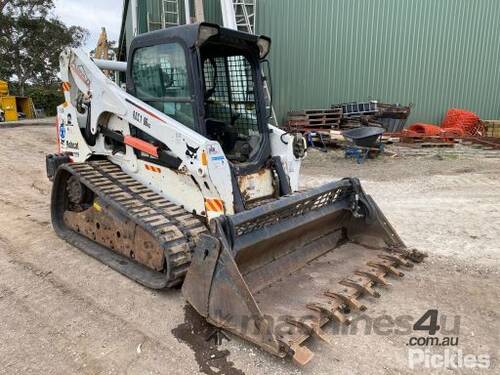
[53,0,124,52]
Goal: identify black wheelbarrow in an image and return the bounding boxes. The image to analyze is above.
[342,126,385,147]
[342,126,385,163]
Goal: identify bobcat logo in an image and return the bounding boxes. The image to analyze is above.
[185,144,199,160]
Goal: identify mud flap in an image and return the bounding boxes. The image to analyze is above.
[182,178,426,364]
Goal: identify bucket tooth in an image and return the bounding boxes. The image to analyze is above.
[325,291,367,311]
[368,261,404,277]
[379,254,413,268]
[340,279,381,298]
[292,345,314,366]
[355,270,391,286]
[330,309,352,325]
[306,302,352,325]
[389,246,427,263]
[405,248,428,263]
[286,318,330,343]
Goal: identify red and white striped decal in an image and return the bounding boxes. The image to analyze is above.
[61,82,71,91]
[204,198,224,213]
[144,164,161,173]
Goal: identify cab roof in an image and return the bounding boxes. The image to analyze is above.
[129,22,271,59]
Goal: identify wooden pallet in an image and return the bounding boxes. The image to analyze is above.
[419,142,455,148]
[482,120,500,138]
[397,141,455,149]
[461,136,500,150]
[287,108,343,130]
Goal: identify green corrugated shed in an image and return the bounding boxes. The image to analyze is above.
[141,0,189,31]
[203,0,500,124]
[203,0,222,25]
[119,0,192,59]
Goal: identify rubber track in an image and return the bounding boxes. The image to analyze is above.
[65,160,207,287]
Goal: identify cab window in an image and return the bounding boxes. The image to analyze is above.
[132,43,195,128]
[202,54,261,163]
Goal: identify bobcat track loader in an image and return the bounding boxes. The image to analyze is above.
[46,23,425,365]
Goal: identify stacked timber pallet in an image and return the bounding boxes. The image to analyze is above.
[286,108,343,132]
[482,120,500,138]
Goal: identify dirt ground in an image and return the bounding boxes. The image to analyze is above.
[0,124,498,374]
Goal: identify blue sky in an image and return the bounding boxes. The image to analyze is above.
[53,0,124,51]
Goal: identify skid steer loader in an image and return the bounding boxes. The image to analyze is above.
[46,23,425,365]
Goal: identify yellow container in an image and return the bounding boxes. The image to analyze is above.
[16,97,34,118]
[0,80,8,96]
[0,96,18,121]
[0,95,35,121]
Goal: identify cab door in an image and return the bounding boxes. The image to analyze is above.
[128,42,198,131]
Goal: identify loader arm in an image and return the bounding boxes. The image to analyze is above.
[58,47,236,216]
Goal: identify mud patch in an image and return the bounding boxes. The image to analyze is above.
[172,304,245,375]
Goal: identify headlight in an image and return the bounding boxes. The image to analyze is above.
[292,133,307,159]
[257,36,271,59]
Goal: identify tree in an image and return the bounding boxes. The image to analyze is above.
[23,82,62,116]
[0,0,53,80]
[11,17,87,94]
[0,0,88,95]
[0,0,53,17]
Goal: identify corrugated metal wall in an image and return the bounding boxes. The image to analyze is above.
[204,0,500,124]
[204,0,222,25]
[142,0,188,32]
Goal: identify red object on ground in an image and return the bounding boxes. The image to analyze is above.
[441,108,482,136]
[407,123,443,136]
[406,108,483,138]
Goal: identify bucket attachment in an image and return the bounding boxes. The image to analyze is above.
[182,178,425,365]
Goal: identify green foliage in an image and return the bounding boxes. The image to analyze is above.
[0,0,54,17]
[25,83,63,116]
[0,0,88,96]
[8,80,63,116]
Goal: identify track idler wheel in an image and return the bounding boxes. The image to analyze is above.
[66,175,93,211]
